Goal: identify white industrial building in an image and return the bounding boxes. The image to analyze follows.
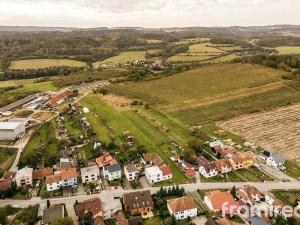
[0,121,25,140]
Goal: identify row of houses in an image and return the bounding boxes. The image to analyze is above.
[204,185,289,225]
[198,154,254,178]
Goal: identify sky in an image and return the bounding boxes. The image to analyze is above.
[0,0,299,28]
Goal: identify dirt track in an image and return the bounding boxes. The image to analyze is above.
[218,102,300,162]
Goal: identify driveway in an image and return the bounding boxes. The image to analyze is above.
[139,176,150,188]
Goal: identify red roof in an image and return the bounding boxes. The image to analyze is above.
[160,165,171,176]
[185,168,195,178]
[47,91,70,106]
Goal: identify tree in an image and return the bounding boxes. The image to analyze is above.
[230,186,237,199]
[47,200,51,208]
[52,217,74,225]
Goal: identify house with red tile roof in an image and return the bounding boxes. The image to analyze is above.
[167,196,198,220]
[143,153,164,167]
[32,168,53,180]
[46,90,70,107]
[96,155,117,168]
[46,168,77,191]
[215,159,232,174]
[237,185,265,206]
[204,190,242,216]
[74,198,104,225]
[145,165,172,184]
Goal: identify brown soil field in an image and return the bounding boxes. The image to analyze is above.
[217,103,300,162]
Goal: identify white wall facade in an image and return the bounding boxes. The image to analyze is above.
[168,204,197,220]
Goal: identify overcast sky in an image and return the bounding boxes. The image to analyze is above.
[0,0,299,28]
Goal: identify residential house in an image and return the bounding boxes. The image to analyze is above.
[215,159,232,174]
[209,140,224,149]
[46,168,77,191]
[237,185,265,206]
[0,171,16,191]
[266,153,285,168]
[74,198,104,225]
[32,168,53,180]
[124,164,142,182]
[80,165,100,184]
[198,156,218,178]
[167,196,198,220]
[184,168,196,179]
[16,167,33,187]
[229,155,253,170]
[116,211,129,225]
[181,161,194,170]
[96,155,117,168]
[204,190,241,216]
[123,190,154,215]
[265,194,283,215]
[43,204,64,224]
[212,145,223,156]
[142,153,164,166]
[46,90,70,107]
[145,165,172,184]
[99,191,122,219]
[222,149,238,159]
[248,216,268,225]
[259,151,272,161]
[103,163,122,181]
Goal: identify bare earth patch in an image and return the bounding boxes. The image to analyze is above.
[31,111,56,121]
[101,94,132,111]
[217,103,300,162]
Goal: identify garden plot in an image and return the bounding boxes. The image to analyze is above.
[218,103,300,162]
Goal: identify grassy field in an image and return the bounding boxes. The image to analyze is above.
[272,189,300,206]
[80,94,188,184]
[205,54,240,63]
[275,46,300,55]
[0,148,17,172]
[188,43,224,53]
[7,81,57,93]
[95,51,147,65]
[214,45,242,51]
[19,121,59,168]
[10,59,86,70]
[0,78,38,88]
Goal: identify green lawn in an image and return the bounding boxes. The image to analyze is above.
[285,160,300,179]
[7,81,57,93]
[0,148,17,172]
[142,216,161,225]
[64,116,83,137]
[272,189,300,206]
[10,59,86,70]
[95,51,146,66]
[80,94,188,184]
[19,121,59,168]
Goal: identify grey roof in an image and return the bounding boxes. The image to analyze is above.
[249,216,268,225]
[0,94,38,113]
[105,163,121,173]
[272,153,285,164]
[125,164,138,173]
[0,121,24,130]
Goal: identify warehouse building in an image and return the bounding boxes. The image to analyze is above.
[0,121,25,140]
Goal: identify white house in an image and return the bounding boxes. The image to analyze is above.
[80,165,100,184]
[124,164,141,182]
[266,153,285,168]
[15,167,33,187]
[145,165,172,184]
[0,121,25,140]
[103,164,122,181]
[167,197,198,220]
[46,168,77,191]
[197,156,218,178]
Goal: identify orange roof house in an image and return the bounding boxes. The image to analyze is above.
[143,153,164,166]
[33,168,53,180]
[204,190,241,216]
[47,90,70,107]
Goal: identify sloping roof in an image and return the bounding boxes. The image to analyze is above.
[80,165,99,175]
[125,164,138,173]
[0,179,12,190]
[215,159,232,171]
[0,94,37,113]
[160,165,171,176]
[2,171,16,180]
[116,211,129,225]
[272,153,285,164]
[0,122,23,130]
[249,216,268,225]
[215,218,232,225]
[203,162,217,173]
[167,196,197,213]
[206,190,240,213]
[61,168,77,180]
[104,163,121,173]
[123,190,153,210]
[46,174,61,184]
[184,168,195,178]
[143,153,164,166]
[197,156,210,167]
[32,168,53,180]
[47,91,70,106]
[43,205,64,224]
[74,198,102,218]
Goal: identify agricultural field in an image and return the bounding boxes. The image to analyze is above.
[214,45,242,51]
[9,59,86,70]
[80,94,189,184]
[0,78,38,88]
[275,46,300,55]
[205,54,240,63]
[95,51,146,66]
[272,189,300,206]
[217,102,300,162]
[7,81,57,93]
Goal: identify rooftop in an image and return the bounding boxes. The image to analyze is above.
[0,121,24,130]
[167,196,197,213]
[123,190,153,210]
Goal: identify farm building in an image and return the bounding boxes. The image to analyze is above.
[0,121,25,140]
[0,94,38,115]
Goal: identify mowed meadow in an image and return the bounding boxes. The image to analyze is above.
[10,59,86,70]
[108,63,300,124]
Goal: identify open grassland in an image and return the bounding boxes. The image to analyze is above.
[188,43,224,53]
[80,94,189,184]
[217,102,300,162]
[0,78,38,88]
[96,51,146,65]
[275,46,300,55]
[7,81,57,93]
[109,64,287,107]
[19,121,59,168]
[10,59,86,70]
[205,54,240,63]
[0,148,17,172]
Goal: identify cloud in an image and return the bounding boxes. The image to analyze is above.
[0,0,299,27]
